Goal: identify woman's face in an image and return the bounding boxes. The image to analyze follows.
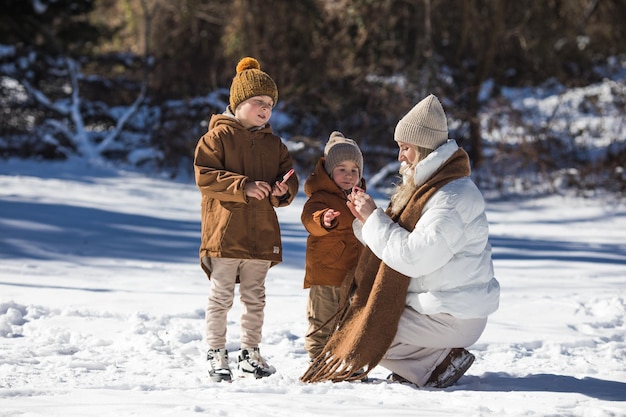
[397,141,418,165]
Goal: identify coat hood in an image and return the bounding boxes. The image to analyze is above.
[413,140,461,187]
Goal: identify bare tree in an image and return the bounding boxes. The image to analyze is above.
[12,1,156,162]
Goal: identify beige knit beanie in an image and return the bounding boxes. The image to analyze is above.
[323,131,363,179]
[394,94,448,149]
[229,57,278,111]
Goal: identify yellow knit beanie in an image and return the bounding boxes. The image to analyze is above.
[229,57,278,112]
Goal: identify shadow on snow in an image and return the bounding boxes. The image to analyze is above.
[0,200,199,263]
[490,235,626,265]
[462,373,626,401]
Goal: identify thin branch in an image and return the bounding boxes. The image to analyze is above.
[97,0,156,155]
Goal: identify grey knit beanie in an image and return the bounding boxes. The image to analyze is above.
[323,131,363,179]
[394,94,448,149]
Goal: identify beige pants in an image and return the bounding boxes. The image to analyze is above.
[305,285,342,359]
[379,307,487,387]
[205,257,271,349]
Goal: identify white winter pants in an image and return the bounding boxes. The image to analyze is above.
[379,307,487,387]
[205,257,271,349]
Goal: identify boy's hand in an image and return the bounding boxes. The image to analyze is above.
[271,181,289,197]
[323,209,341,228]
[245,181,272,200]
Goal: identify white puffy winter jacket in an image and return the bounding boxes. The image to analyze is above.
[354,140,500,319]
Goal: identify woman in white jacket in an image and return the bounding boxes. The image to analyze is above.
[345,94,500,387]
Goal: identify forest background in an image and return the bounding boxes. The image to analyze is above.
[1,0,625,197]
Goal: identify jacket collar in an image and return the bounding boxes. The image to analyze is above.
[413,140,458,187]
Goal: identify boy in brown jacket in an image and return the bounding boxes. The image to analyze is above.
[301,131,365,360]
[194,57,298,382]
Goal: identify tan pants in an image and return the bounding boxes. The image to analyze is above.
[379,307,487,387]
[205,257,271,349]
[305,285,342,359]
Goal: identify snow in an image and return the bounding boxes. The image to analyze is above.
[1,56,626,414]
[1,157,625,417]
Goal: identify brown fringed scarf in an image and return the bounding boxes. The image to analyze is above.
[301,148,471,383]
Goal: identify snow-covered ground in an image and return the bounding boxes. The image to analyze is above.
[1,158,625,416]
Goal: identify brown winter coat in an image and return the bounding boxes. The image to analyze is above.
[194,113,298,278]
[301,158,365,288]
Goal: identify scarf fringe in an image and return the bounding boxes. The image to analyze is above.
[300,353,370,383]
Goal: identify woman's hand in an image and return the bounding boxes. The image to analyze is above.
[347,186,376,223]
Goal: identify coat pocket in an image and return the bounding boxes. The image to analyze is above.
[201,198,233,252]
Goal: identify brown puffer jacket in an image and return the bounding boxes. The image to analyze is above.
[301,158,365,288]
[194,113,298,278]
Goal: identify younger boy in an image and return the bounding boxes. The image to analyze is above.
[301,131,365,360]
[194,57,298,382]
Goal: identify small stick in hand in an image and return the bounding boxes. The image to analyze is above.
[280,168,295,184]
